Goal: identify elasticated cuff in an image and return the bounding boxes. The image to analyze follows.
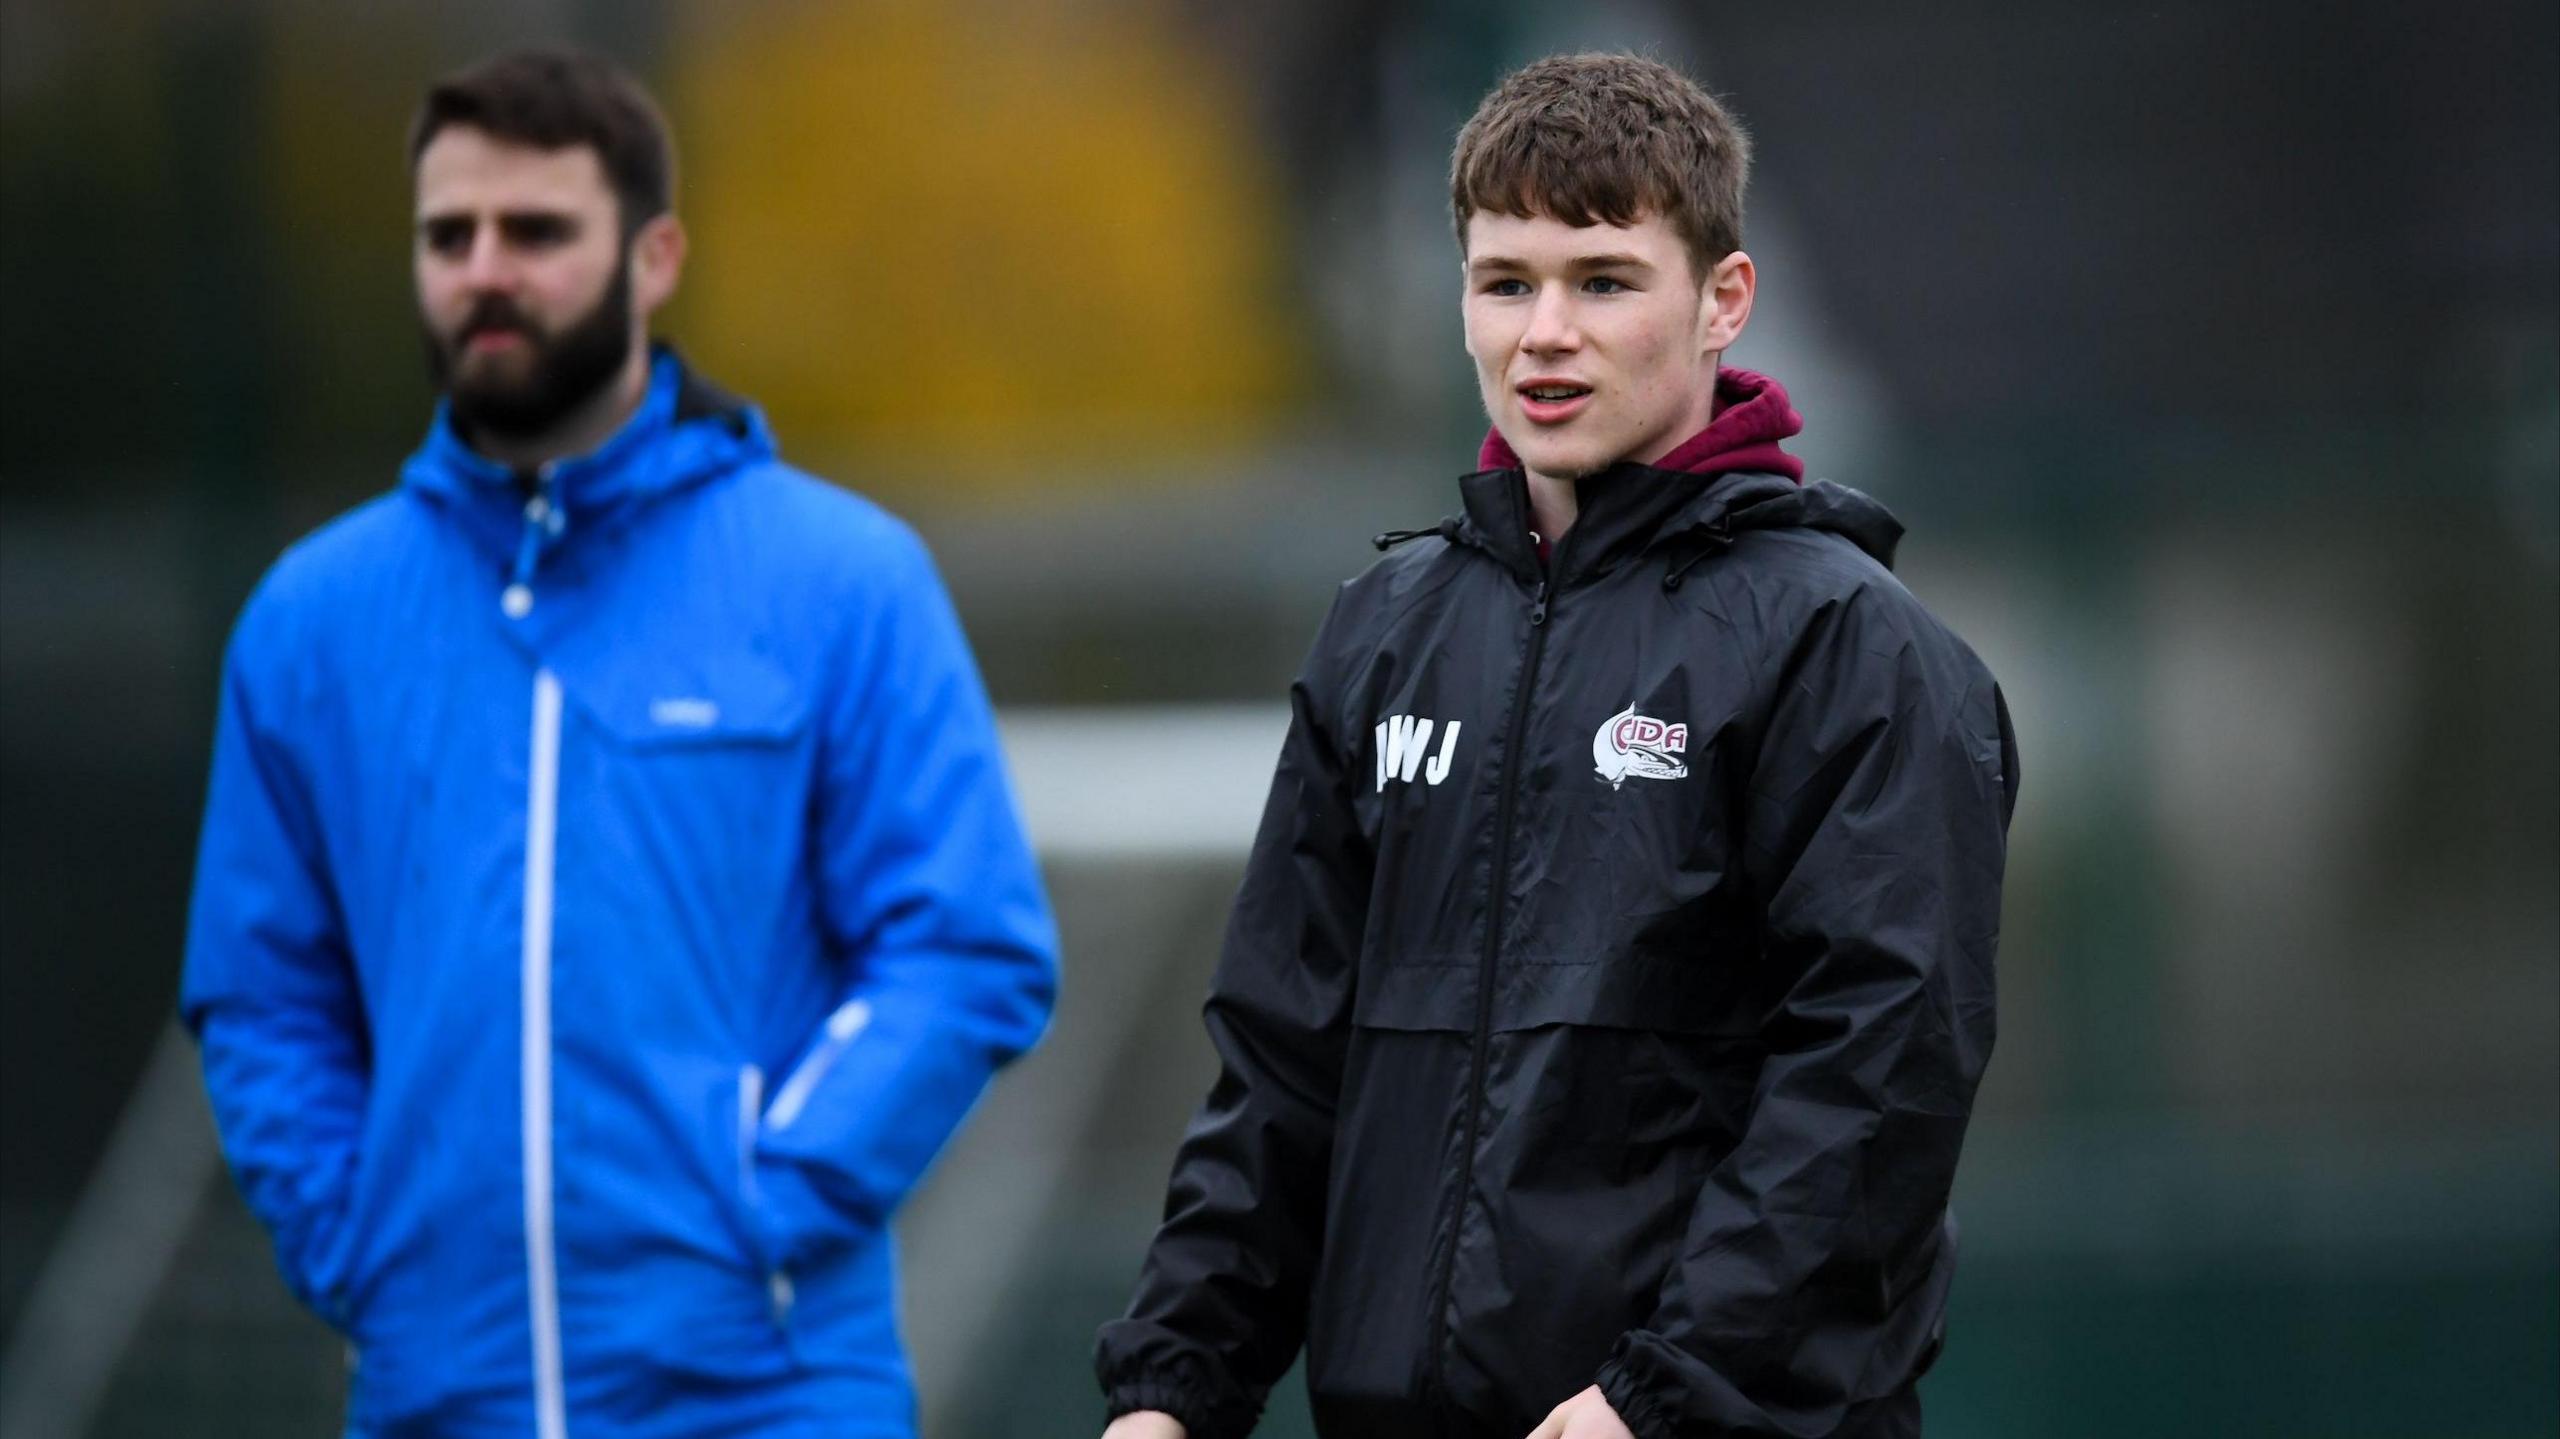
[1105,1382,1213,1434]
[1595,1355,1677,1439]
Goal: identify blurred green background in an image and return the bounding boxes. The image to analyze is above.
[1,1,2553,1435]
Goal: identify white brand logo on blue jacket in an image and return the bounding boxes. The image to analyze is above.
[649,697,720,728]
[1593,705,1687,789]
[1374,714,1463,791]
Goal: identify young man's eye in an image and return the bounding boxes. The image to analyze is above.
[1585,275,1631,294]
[421,220,472,256]
[1482,278,1530,297]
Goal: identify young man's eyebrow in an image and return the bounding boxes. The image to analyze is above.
[1465,251,1658,273]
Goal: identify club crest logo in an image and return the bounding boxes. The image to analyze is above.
[1592,705,1688,789]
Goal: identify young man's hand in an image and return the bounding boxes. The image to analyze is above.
[1525,1385,1636,1439]
[1101,1411,1187,1439]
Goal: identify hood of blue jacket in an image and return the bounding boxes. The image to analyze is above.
[401,345,778,564]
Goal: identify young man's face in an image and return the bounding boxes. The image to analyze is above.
[1462,209,1747,481]
[413,126,651,438]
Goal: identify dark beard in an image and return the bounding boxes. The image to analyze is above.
[425,255,636,443]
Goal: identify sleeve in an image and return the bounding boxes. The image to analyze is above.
[1594,585,2018,1438]
[179,606,371,1329]
[748,525,1060,1271]
[1092,597,1370,1439]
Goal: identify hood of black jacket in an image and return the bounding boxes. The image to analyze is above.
[1440,465,1905,587]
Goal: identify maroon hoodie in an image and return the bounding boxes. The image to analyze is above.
[1476,366,1806,483]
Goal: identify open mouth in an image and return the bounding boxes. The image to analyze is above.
[1516,381,1595,423]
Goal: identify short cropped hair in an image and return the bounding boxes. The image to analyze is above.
[1450,53,1751,280]
[408,49,675,233]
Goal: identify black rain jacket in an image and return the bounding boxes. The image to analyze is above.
[1098,461,2017,1439]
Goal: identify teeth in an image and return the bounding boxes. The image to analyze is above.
[1526,387,1585,401]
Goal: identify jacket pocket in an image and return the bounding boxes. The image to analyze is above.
[736,1063,765,1215]
[560,647,809,751]
[562,654,813,916]
[759,996,872,1134]
[734,1063,801,1332]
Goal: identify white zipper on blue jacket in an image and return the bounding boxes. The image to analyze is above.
[514,463,569,1438]
[522,667,567,1439]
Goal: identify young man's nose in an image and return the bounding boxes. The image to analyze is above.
[1518,284,1581,353]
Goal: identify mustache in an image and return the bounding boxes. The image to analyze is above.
[455,295,541,344]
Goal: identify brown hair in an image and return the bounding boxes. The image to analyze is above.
[409,49,676,234]
[1450,53,1751,280]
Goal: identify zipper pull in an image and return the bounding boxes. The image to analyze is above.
[526,462,565,535]
[502,463,562,619]
[1529,582,1550,627]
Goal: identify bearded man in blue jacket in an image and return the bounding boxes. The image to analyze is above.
[180,49,1058,1438]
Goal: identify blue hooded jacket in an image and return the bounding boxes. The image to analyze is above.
[181,350,1060,1437]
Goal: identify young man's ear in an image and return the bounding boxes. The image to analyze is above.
[630,212,689,319]
[1699,250,1755,355]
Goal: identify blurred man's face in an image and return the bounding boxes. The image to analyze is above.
[1462,209,1748,482]
[414,127,634,439]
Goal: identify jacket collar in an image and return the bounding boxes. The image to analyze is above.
[401,344,774,560]
[1448,467,1901,592]
[1455,462,1726,583]
[1456,367,1810,584]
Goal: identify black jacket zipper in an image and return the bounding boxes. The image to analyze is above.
[1423,546,1560,1415]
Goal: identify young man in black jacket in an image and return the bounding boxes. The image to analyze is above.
[1097,52,2017,1439]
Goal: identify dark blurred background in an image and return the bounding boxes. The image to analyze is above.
[2,1,2554,1435]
